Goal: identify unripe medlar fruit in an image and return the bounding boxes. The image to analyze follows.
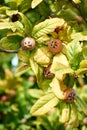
[21,37,36,50]
[64,88,76,103]
[43,65,54,79]
[48,39,62,53]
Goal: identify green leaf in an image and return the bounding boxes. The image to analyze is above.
[66,40,82,70]
[18,50,30,64]
[31,0,43,9]
[32,18,65,39]
[36,116,53,130]
[38,79,51,90]
[4,0,21,6]
[50,77,66,100]
[68,103,79,128]
[4,0,18,9]
[38,1,50,17]
[75,58,87,75]
[30,92,59,116]
[81,85,87,94]
[79,0,87,19]
[82,46,87,59]
[57,2,80,22]
[0,29,10,39]
[5,0,31,12]
[25,10,40,25]
[18,12,32,35]
[18,0,31,13]
[76,96,87,115]
[34,47,52,66]
[0,36,22,50]
[0,124,5,130]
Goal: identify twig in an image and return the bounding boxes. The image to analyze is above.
[0,47,20,53]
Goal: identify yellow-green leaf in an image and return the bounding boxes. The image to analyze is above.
[36,35,50,44]
[6,10,18,16]
[55,65,73,80]
[72,0,81,4]
[34,47,52,66]
[15,64,30,77]
[71,32,87,41]
[51,53,72,80]
[18,50,30,64]
[0,22,16,32]
[51,53,69,68]
[0,36,21,50]
[28,89,44,98]
[29,58,39,77]
[75,68,87,75]
[32,18,65,39]
[30,93,59,116]
[50,77,66,100]
[31,0,43,9]
[79,60,87,68]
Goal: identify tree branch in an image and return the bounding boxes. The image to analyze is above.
[0,47,20,53]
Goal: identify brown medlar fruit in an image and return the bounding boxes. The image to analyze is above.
[64,88,76,103]
[48,39,62,53]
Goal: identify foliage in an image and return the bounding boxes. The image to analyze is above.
[0,0,87,130]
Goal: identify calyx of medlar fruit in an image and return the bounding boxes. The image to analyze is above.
[64,88,76,103]
[48,38,62,53]
[11,14,19,22]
